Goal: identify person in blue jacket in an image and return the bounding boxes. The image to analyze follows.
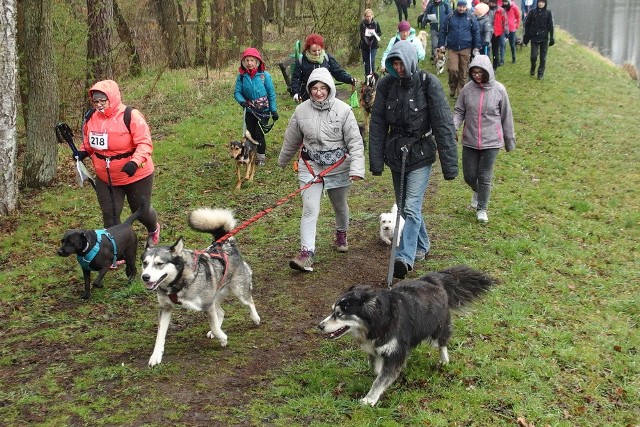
[424,0,452,59]
[234,47,278,166]
[438,0,481,97]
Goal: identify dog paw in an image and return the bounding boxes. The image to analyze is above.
[206,331,228,347]
[82,292,91,300]
[148,354,163,367]
[360,397,377,406]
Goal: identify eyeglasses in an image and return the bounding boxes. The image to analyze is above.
[311,86,328,93]
[92,98,108,105]
[470,71,484,76]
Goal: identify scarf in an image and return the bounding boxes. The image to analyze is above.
[305,49,326,64]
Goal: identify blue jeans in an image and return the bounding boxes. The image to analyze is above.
[506,31,517,62]
[391,165,432,268]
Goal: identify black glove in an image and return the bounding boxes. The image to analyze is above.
[239,101,248,108]
[271,111,279,121]
[121,161,138,177]
[549,39,555,47]
[75,151,89,161]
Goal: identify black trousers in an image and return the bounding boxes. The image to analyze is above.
[530,40,549,77]
[245,110,267,155]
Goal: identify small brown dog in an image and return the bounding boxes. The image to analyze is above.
[359,73,378,136]
[230,130,259,189]
[435,47,447,75]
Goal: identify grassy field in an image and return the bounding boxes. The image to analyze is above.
[1,3,639,426]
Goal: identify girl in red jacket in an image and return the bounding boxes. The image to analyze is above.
[79,79,160,244]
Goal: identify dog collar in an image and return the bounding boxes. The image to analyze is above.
[76,230,118,271]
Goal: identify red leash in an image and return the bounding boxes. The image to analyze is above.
[214,155,348,245]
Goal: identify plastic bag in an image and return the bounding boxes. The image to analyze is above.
[349,90,359,108]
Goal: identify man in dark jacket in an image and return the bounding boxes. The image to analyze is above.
[523,0,554,80]
[425,0,452,60]
[438,0,482,97]
[369,40,458,279]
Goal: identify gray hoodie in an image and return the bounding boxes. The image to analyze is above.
[278,67,365,188]
[453,55,515,151]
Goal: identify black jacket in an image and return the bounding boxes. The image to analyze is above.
[290,54,353,101]
[523,4,554,45]
[360,19,382,50]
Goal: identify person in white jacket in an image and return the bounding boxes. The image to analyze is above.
[278,68,365,272]
[380,21,426,72]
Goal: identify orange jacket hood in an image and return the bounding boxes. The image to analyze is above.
[89,80,123,117]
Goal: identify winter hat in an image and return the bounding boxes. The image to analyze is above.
[398,21,411,32]
[457,0,468,6]
[474,3,489,16]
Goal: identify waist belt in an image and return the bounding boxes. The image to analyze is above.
[95,150,135,161]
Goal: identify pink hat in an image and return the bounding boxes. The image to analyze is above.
[398,21,411,32]
[474,3,489,16]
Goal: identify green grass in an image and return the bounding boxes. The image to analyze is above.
[1,4,639,426]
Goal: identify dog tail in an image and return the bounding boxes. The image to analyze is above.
[421,265,495,309]
[123,196,148,226]
[188,208,236,241]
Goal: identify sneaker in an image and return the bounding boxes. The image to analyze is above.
[148,223,160,245]
[335,229,348,252]
[289,248,314,272]
[110,259,126,270]
[470,192,478,209]
[414,251,428,262]
[393,259,409,279]
[257,154,266,166]
[477,209,488,223]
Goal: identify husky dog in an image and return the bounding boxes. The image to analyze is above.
[435,47,447,75]
[57,197,148,299]
[359,72,378,136]
[318,265,494,406]
[141,208,261,367]
[379,203,404,246]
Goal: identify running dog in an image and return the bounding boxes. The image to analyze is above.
[359,73,378,136]
[57,197,148,299]
[417,31,429,55]
[435,47,447,75]
[318,265,494,406]
[379,203,404,246]
[230,130,259,190]
[141,207,261,367]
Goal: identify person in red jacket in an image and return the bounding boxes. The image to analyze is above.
[502,0,521,63]
[488,0,508,69]
[79,79,160,244]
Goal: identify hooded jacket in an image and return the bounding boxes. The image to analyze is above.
[503,0,522,32]
[234,48,277,114]
[278,68,365,188]
[82,80,154,186]
[453,55,515,151]
[369,41,458,177]
[438,7,482,51]
[425,0,452,33]
[290,52,353,102]
[380,27,426,68]
[523,0,554,44]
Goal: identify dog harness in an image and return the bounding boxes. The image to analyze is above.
[167,247,229,305]
[76,229,118,271]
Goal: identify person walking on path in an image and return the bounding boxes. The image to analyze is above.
[381,21,426,72]
[234,47,278,166]
[291,34,356,103]
[502,0,521,63]
[438,0,482,97]
[368,40,458,280]
[474,3,493,56]
[425,0,452,59]
[453,54,515,223]
[278,68,365,273]
[488,0,508,69]
[359,9,382,78]
[523,0,554,80]
[79,79,160,244]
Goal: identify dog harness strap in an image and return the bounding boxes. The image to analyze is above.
[192,249,229,291]
[76,229,117,270]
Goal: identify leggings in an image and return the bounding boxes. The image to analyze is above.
[94,173,158,232]
[462,146,500,211]
[299,181,350,253]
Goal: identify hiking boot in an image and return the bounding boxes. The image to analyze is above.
[335,229,348,252]
[148,223,160,245]
[257,154,266,166]
[393,259,409,279]
[530,67,535,76]
[289,248,315,272]
[414,251,428,262]
[477,209,489,223]
[470,191,478,209]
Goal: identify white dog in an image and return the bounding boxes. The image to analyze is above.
[379,204,404,246]
[417,31,428,54]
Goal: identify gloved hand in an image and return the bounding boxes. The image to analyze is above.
[121,161,138,177]
[293,94,300,103]
[549,39,555,47]
[271,111,279,121]
[75,151,89,161]
[472,48,480,57]
[439,46,445,51]
[239,101,248,108]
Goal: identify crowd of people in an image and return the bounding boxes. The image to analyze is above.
[79,0,555,279]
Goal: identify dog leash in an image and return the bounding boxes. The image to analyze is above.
[386,144,408,289]
[213,155,347,245]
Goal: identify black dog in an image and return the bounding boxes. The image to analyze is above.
[58,197,148,299]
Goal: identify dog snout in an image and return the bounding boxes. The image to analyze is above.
[141,273,150,282]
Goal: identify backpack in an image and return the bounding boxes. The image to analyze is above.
[83,105,135,133]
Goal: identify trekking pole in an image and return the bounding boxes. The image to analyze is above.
[386,145,409,289]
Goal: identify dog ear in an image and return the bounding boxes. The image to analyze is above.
[171,237,184,253]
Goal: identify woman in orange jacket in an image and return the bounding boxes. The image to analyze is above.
[79,79,160,244]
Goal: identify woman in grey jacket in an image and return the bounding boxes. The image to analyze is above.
[454,54,515,223]
[278,67,365,272]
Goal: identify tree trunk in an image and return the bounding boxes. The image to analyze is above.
[113,0,141,76]
[348,0,366,65]
[155,0,190,69]
[250,0,264,49]
[19,0,60,189]
[87,0,113,83]
[265,0,274,22]
[285,0,295,20]
[194,0,206,66]
[0,0,19,214]
[209,0,235,68]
